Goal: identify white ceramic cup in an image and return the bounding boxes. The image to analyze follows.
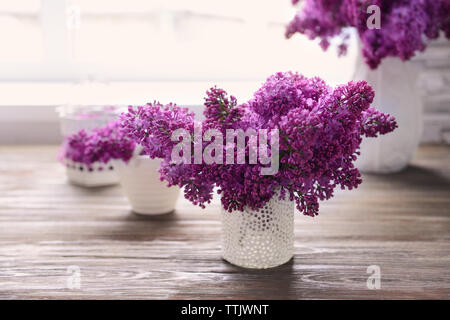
[118,155,180,215]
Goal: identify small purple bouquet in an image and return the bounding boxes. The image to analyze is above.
[120,72,397,216]
[286,0,450,69]
[62,120,136,169]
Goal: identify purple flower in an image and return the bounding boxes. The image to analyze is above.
[120,72,397,216]
[62,120,136,167]
[286,0,450,69]
[204,86,242,129]
[120,102,195,160]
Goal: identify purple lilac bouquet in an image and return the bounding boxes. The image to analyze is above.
[62,120,136,168]
[120,72,397,216]
[286,0,450,69]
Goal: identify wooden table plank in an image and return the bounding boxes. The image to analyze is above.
[0,145,449,299]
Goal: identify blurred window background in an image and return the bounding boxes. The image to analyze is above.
[0,0,357,82]
[1,0,448,145]
[0,1,43,62]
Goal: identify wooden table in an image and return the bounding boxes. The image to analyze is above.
[0,145,449,299]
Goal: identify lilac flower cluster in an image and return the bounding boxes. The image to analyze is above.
[120,72,397,216]
[286,0,450,69]
[63,120,136,167]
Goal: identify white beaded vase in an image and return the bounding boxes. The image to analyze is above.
[65,159,120,187]
[221,192,295,269]
[118,156,180,215]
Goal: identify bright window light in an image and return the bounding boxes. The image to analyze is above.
[0,0,43,62]
[0,0,357,82]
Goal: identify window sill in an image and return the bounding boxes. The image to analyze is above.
[2,80,447,145]
[0,81,260,144]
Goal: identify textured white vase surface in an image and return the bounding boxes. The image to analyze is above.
[354,53,423,173]
[118,156,180,215]
[221,191,294,269]
[65,159,120,187]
